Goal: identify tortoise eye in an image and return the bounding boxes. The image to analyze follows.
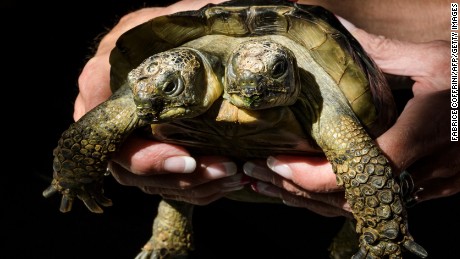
[272,60,287,79]
[163,77,184,96]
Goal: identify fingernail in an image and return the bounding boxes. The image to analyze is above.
[282,199,299,207]
[205,162,237,179]
[335,15,356,31]
[243,161,256,177]
[243,161,270,177]
[267,156,292,179]
[105,163,113,176]
[164,156,196,173]
[251,181,280,198]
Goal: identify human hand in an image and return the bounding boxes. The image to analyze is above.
[244,17,457,217]
[74,0,247,205]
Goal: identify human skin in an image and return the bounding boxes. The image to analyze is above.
[304,0,451,42]
[73,0,458,216]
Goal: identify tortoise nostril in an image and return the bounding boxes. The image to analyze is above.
[238,71,261,88]
[150,97,164,111]
[239,80,255,87]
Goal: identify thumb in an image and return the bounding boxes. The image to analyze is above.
[336,16,449,92]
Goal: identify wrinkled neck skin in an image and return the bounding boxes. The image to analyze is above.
[74,86,144,162]
[75,86,143,144]
[189,48,224,118]
[311,82,359,150]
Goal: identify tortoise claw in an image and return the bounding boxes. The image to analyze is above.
[42,185,58,198]
[77,188,111,213]
[352,246,368,259]
[43,177,111,213]
[59,195,74,213]
[403,240,428,258]
[94,193,113,207]
[58,190,109,214]
[352,237,427,259]
[81,197,104,214]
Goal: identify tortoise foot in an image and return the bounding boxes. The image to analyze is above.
[135,241,189,259]
[42,178,112,213]
[138,200,194,259]
[351,231,427,259]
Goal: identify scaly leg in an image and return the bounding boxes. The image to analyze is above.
[136,199,194,259]
[320,115,427,258]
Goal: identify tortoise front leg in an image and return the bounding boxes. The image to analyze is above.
[319,115,427,259]
[136,199,194,259]
[43,87,141,213]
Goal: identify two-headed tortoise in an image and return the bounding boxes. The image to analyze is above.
[43,0,428,258]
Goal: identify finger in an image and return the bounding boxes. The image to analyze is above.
[337,16,449,91]
[263,155,341,192]
[405,146,460,202]
[112,136,239,179]
[109,161,196,188]
[244,161,349,210]
[148,174,250,205]
[161,193,225,206]
[409,145,460,183]
[197,156,238,180]
[109,156,237,189]
[242,159,274,182]
[112,134,195,175]
[413,176,460,202]
[113,134,239,177]
[244,160,335,195]
[252,181,352,218]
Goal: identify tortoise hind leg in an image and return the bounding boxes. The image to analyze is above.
[136,199,194,259]
[319,115,427,258]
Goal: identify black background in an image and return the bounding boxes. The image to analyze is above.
[2,1,459,259]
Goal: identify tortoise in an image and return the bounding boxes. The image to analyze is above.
[42,0,428,258]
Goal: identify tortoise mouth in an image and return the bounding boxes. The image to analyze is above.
[137,109,160,122]
[137,106,193,123]
[135,95,165,122]
[244,94,264,108]
[228,93,270,109]
[225,76,293,109]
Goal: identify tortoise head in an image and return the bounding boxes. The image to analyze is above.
[128,48,222,123]
[224,39,300,109]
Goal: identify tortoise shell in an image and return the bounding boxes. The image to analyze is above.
[110,0,396,137]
